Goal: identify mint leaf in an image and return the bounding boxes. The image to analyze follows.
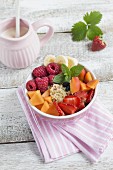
[61,64,70,74]
[71,21,87,41]
[64,75,71,82]
[83,11,102,25]
[87,25,103,40]
[61,64,71,80]
[70,64,84,77]
[53,73,65,84]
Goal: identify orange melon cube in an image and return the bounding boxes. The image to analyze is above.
[35,104,43,110]
[27,91,35,98]
[46,103,59,116]
[70,77,80,94]
[84,72,93,83]
[41,101,50,113]
[30,90,44,106]
[44,96,52,104]
[80,81,91,91]
[42,89,50,98]
[87,79,99,89]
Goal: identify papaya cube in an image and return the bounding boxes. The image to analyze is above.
[79,69,86,81]
[44,96,52,104]
[80,81,91,91]
[27,91,35,98]
[30,90,44,106]
[87,79,99,89]
[41,101,50,113]
[84,72,93,83]
[42,89,50,98]
[46,103,59,116]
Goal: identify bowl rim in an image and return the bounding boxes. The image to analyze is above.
[24,64,98,120]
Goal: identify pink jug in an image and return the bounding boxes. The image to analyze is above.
[0,17,54,69]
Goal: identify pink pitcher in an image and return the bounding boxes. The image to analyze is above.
[0,17,54,69]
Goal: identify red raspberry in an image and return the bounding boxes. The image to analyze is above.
[35,77,49,93]
[32,66,48,78]
[26,80,36,91]
[48,75,55,85]
[46,63,60,75]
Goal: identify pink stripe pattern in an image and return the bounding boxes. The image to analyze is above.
[17,86,113,163]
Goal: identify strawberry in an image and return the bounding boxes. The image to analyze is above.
[74,91,88,103]
[63,96,81,107]
[86,89,95,104]
[58,102,77,115]
[53,102,65,116]
[78,102,85,111]
[91,36,106,51]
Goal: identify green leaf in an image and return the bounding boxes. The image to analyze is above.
[71,21,87,41]
[53,73,65,84]
[83,11,102,25]
[61,64,71,80]
[61,64,70,74]
[87,25,103,40]
[70,64,84,77]
[64,75,71,82]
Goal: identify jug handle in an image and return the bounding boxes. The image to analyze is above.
[32,19,54,48]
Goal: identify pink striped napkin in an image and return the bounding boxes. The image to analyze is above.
[17,86,113,163]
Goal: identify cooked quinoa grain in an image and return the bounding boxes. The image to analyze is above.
[50,84,68,102]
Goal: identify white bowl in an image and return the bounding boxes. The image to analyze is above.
[24,64,98,124]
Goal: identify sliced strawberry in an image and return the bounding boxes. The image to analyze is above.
[86,89,95,104]
[63,96,81,107]
[74,91,88,103]
[78,102,85,111]
[58,102,77,115]
[53,102,65,116]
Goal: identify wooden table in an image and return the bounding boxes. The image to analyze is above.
[0,0,113,169]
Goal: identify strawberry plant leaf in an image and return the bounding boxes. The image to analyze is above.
[53,73,65,84]
[83,11,102,25]
[70,64,84,77]
[87,25,103,40]
[71,21,87,41]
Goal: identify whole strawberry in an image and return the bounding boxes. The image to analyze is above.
[91,36,106,51]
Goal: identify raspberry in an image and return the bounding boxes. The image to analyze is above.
[35,77,49,93]
[32,66,48,78]
[46,63,60,75]
[48,75,55,85]
[35,77,41,88]
[26,80,36,91]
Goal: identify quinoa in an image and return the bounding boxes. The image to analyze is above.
[50,84,70,102]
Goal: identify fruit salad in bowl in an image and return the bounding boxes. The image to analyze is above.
[25,55,99,122]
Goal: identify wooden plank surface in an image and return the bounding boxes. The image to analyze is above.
[0,0,113,33]
[0,32,113,88]
[0,142,113,170]
[0,81,113,143]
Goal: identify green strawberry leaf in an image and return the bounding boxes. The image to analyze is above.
[70,64,84,77]
[83,11,102,25]
[53,73,65,84]
[87,25,103,40]
[71,21,87,41]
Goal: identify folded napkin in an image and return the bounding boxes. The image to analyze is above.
[17,86,113,163]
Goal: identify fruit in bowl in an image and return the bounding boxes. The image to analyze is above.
[25,55,99,117]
